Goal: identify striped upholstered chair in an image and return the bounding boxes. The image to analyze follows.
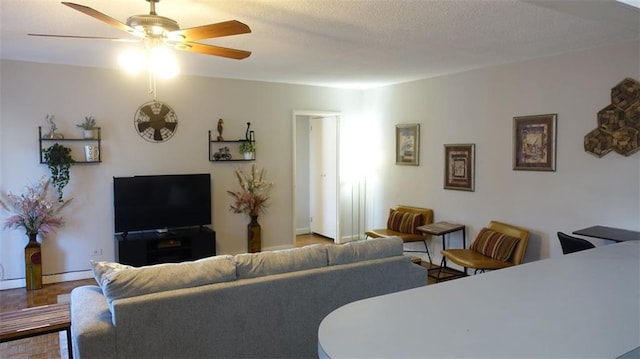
[364,205,434,262]
[440,220,530,276]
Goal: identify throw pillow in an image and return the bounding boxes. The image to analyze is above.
[387,209,422,234]
[90,255,237,304]
[327,236,404,266]
[470,227,520,262]
[90,260,132,286]
[234,244,327,279]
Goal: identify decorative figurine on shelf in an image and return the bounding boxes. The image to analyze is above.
[214,146,232,161]
[44,114,63,139]
[244,122,253,141]
[217,119,224,141]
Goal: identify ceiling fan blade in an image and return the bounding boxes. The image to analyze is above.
[177,41,251,60]
[169,20,251,42]
[28,33,138,42]
[62,2,140,36]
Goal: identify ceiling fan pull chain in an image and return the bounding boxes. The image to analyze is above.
[148,70,158,101]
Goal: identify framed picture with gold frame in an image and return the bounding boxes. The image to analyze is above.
[513,114,557,171]
[444,144,475,191]
[396,124,420,166]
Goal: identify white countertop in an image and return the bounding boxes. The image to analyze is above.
[319,241,640,358]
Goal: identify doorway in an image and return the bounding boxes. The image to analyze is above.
[293,111,340,244]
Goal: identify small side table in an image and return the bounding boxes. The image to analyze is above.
[0,303,73,359]
[417,221,466,281]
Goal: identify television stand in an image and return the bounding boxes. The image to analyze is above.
[115,227,216,266]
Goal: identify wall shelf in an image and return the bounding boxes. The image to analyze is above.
[208,130,256,162]
[39,126,102,164]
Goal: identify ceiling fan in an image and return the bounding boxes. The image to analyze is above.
[29,0,252,60]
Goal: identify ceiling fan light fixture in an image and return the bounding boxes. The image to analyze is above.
[118,48,146,75]
[118,45,178,79]
[151,26,165,36]
[45,0,251,98]
[148,46,179,79]
[126,14,179,37]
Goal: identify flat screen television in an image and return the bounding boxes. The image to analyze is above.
[113,174,211,234]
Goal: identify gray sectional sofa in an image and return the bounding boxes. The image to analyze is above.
[70,237,428,359]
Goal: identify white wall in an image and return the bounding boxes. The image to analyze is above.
[363,40,640,266]
[0,60,362,287]
[1,39,638,287]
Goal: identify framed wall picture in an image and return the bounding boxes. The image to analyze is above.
[444,144,475,191]
[396,124,420,165]
[513,114,557,171]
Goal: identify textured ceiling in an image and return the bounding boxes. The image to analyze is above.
[1,0,638,89]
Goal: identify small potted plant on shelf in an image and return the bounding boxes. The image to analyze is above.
[42,143,74,202]
[239,141,255,160]
[76,116,97,139]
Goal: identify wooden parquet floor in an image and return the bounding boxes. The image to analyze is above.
[0,278,94,359]
[0,234,450,358]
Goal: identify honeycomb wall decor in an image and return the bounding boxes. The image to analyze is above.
[585,78,640,157]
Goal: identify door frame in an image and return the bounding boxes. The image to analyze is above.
[292,110,341,245]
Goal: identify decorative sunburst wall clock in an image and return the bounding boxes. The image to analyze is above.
[134,101,178,143]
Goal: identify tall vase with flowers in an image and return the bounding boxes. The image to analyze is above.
[227,165,273,252]
[0,176,72,290]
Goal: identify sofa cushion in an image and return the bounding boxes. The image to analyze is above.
[234,244,327,279]
[90,261,133,285]
[327,237,404,266]
[470,227,520,261]
[90,255,237,304]
[387,209,422,234]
